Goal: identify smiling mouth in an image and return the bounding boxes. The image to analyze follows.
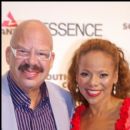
[23,70,39,79]
[86,89,101,97]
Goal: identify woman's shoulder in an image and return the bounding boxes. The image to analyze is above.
[120,98,130,115]
[120,97,130,118]
[70,104,87,130]
[123,97,130,105]
[116,98,130,130]
[75,104,87,113]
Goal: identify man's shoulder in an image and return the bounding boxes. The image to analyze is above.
[45,80,69,93]
[45,80,71,99]
[2,71,9,82]
[45,80,74,109]
[2,72,8,91]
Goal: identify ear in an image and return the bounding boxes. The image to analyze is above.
[6,46,11,65]
[50,52,55,68]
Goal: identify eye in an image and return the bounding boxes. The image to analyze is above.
[100,73,108,78]
[80,72,89,77]
[17,49,29,55]
[38,51,49,57]
[18,49,27,53]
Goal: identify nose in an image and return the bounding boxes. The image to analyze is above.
[27,51,38,65]
[90,75,99,87]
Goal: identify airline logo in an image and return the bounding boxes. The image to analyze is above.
[2,11,17,27]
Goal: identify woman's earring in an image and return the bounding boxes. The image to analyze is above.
[76,84,79,93]
[113,84,116,95]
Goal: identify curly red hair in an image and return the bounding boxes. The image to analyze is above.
[67,38,130,105]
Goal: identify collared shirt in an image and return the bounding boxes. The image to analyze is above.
[7,72,57,130]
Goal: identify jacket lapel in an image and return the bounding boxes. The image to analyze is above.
[46,81,70,130]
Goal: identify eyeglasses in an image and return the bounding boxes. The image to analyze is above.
[10,46,52,61]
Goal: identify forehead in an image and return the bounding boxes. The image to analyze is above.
[12,22,52,50]
[79,51,114,70]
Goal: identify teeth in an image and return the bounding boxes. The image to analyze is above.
[88,90,100,94]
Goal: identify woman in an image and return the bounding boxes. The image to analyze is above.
[67,38,130,130]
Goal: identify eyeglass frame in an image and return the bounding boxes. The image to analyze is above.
[10,45,52,61]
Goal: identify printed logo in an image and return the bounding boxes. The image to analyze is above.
[123,22,130,30]
[2,11,17,27]
[2,11,18,35]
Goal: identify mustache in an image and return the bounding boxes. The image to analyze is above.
[18,63,44,72]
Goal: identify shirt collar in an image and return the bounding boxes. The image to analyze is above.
[7,71,49,108]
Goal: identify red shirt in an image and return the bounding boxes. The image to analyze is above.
[71,98,130,130]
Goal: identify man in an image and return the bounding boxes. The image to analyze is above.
[2,20,74,130]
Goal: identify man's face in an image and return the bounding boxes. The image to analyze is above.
[6,27,54,92]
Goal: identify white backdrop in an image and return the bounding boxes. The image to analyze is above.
[2,2,130,88]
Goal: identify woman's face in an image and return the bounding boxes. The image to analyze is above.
[76,51,118,105]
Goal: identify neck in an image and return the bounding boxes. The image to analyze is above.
[88,96,121,117]
[27,88,42,110]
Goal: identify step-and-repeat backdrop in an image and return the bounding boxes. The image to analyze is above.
[2,2,130,89]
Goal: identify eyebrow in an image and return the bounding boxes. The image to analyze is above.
[14,46,51,52]
[13,45,27,49]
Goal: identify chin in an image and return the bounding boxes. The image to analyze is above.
[22,80,39,89]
